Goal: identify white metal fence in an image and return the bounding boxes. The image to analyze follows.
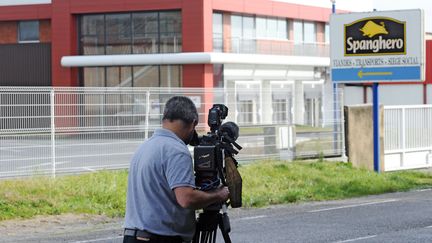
[0,87,344,178]
[384,105,432,171]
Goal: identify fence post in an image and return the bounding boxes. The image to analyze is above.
[340,90,347,160]
[145,90,150,140]
[50,89,56,178]
[401,107,406,167]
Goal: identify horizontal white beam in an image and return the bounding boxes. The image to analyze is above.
[61,52,330,67]
[0,0,51,6]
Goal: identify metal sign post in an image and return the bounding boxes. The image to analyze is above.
[372,83,380,172]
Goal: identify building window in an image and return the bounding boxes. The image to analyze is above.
[18,20,39,43]
[230,15,255,53]
[325,24,330,43]
[256,17,287,39]
[242,16,255,39]
[271,82,292,124]
[304,21,316,43]
[213,13,223,52]
[132,66,159,87]
[293,20,316,43]
[80,15,105,55]
[304,83,323,127]
[106,14,132,55]
[80,11,181,55]
[79,11,182,87]
[293,20,303,43]
[235,82,261,125]
[213,64,223,87]
[133,12,158,54]
[159,12,182,53]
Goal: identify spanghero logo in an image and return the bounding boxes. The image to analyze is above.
[344,17,406,56]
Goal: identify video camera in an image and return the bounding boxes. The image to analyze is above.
[190,104,242,243]
[192,104,242,206]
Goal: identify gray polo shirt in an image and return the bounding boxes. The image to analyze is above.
[124,128,196,240]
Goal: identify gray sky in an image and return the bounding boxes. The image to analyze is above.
[276,0,431,32]
[0,0,430,32]
[374,0,431,33]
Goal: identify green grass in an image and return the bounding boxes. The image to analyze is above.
[0,170,128,221]
[239,127,264,135]
[238,125,332,136]
[1,161,432,221]
[295,125,333,133]
[241,160,432,207]
[295,139,333,156]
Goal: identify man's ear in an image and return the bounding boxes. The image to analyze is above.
[189,130,200,146]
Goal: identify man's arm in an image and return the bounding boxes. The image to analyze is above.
[174,186,229,210]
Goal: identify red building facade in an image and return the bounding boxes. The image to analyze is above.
[0,0,335,88]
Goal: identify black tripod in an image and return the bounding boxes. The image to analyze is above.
[193,204,231,243]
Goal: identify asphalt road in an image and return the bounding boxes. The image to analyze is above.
[2,189,432,243]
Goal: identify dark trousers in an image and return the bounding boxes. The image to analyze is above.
[123,235,184,243]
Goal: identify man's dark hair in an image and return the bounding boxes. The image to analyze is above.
[163,96,199,125]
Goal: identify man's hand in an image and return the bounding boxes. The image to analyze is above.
[215,186,230,203]
[174,186,230,209]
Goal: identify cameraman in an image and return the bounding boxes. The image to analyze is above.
[123,96,230,243]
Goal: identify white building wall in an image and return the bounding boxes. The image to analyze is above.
[223,64,325,126]
[262,81,273,124]
[366,85,423,105]
[294,81,304,124]
[344,84,425,106]
[428,85,432,104]
[343,86,364,106]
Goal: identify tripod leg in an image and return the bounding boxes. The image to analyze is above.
[218,214,232,243]
[193,223,200,243]
[200,231,205,243]
[204,231,210,243]
[212,229,217,243]
[220,229,232,243]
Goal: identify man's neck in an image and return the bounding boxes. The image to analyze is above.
[162,120,185,141]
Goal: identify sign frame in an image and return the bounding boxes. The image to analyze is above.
[330,9,425,83]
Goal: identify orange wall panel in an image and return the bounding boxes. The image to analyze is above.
[69,0,181,14]
[0,21,17,44]
[316,22,325,42]
[0,4,51,21]
[183,64,213,87]
[212,0,338,22]
[182,0,213,52]
[183,64,214,119]
[51,0,78,86]
[39,19,51,43]
[222,13,231,52]
[288,20,294,40]
[182,0,214,88]
[426,40,432,84]
[0,0,354,89]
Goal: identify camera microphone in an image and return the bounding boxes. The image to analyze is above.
[220,122,242,151]
[220,122,239,141]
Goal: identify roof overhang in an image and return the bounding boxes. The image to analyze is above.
[61,52,330,67]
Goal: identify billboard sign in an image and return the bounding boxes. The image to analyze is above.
[330,9,424,83]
